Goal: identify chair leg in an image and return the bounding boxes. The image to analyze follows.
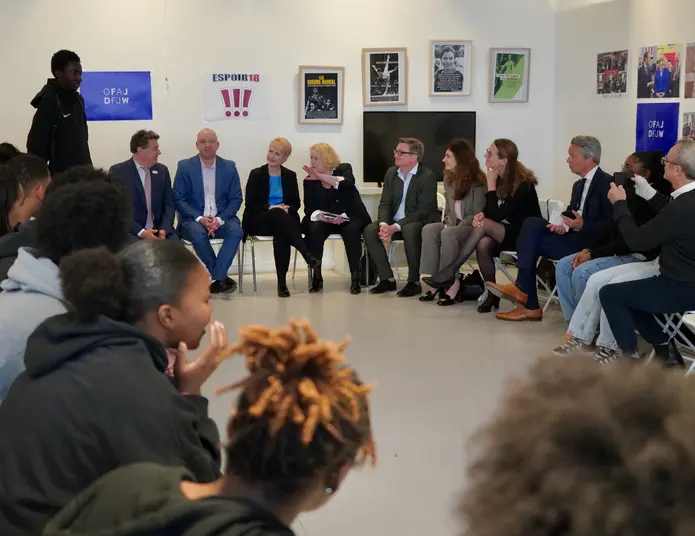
[251,241,257,293]
[292,248,298,280]
[365,242,369,286]
[542,285,559,313]
[239,243,245,294]
[495,258,516,284]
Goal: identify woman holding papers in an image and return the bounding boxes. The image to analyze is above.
[302,143,371,295]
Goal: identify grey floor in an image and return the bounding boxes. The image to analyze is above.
[201,271,567,536]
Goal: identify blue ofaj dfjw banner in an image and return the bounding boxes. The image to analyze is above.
[636,102,679,153]
[81,71,153,121]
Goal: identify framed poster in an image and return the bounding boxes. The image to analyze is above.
[636,102,679,153]
[596,50,628,96]
[297,66,344,125]
[429,40,472,96]
[489,48,531,103]
[685,42,695,98]
[637,43,681,99]
[362,47,407,106]
[683,112,695,140]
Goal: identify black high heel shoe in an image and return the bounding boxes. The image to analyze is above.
[305,254,322,270]
[422,275,456,290]
[309,275,324,293]
[350,272,361,295]
[419,287,444,302]
[477,292,500,313]
[277,284,291,298]
[436,276,465,306]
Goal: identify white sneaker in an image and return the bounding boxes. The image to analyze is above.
[552,337,594,356]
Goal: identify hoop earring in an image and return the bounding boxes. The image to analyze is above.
[326,487,334,494]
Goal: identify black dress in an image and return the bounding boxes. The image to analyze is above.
[484,180,541,252]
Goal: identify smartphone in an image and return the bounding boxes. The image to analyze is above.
[613,171,633,188]
[561,210,577,220]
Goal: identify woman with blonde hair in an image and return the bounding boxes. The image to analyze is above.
[243,138,320,297]
[302,143,371,294]
[423,139,540,312]
[420,139,486,306]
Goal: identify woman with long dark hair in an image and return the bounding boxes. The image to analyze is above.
[423,139,541,312]
[420,139,486,305]
[0,165,25,238]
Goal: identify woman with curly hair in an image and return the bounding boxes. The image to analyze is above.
[460,357,695,536]
[43,319,376,536]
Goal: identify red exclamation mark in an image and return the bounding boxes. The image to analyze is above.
[232,88,241,117]
[220,89,232,118]
[241,89,253,117]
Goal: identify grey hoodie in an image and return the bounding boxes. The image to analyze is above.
[0,248,67,402]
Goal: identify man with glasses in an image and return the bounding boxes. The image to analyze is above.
[364,137,438,296]
[173,129,243,294]
[601,139,695,367]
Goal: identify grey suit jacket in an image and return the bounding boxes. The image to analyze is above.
[377,165,439,227]
[443,182,487,227]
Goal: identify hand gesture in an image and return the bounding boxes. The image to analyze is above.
[546,223,567,235]
[157,229,166,240]
[472,212,485,228]
[562,211,584,230]
[269,204,289,213]
[174,321,229,396]
[571,249,591,269]
[486,164,504,188]
[333,216,345,225]
[140,229,159,240]
[607,183,627,204]
[302,165,321,180]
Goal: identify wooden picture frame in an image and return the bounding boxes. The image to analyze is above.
[297,65,345,125]
[361,47,408,106]
[429,40,472,96]
[488,47,531,103]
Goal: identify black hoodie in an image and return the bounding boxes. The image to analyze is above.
[26,79,91,174]
[42,464,295,536]
[0,219,37,281]
[0,315,221,536]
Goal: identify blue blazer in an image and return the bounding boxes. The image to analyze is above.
[567,166,613,238]
[109,158,176,237]
[173,156,243,227]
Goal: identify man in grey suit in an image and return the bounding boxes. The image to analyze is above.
[364,137,438,296]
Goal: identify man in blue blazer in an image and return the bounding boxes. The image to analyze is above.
[174,129,243,294]
[109,129,178,242]
[488,135,614,321]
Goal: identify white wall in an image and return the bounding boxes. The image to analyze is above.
[554,0,695,202]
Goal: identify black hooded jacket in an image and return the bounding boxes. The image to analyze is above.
[26,79,91,173]
[0,219,37,282]
[0,315,221,536]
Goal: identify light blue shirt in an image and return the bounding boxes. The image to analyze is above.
[268,175,283,206]
[392,163,419,227]
[133,157,148,187]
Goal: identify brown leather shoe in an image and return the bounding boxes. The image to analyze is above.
[486,282,528,306]
[496,306,543,322]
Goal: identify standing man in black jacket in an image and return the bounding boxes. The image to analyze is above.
[26,50,91,174]
[601,139,695,367]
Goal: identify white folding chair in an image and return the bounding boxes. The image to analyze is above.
[646,312,695,374]
[239,236,298,294]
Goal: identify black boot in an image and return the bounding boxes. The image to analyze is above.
[477,292,500,313]
[277,282,291,298]
[309,266,323,293]
[350,272,361,294]
[653,340,685,368]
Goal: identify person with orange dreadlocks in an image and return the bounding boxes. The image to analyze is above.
[42,319,376,536]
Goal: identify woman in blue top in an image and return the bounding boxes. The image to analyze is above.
[242,138,320,297]
[651,56,670,98]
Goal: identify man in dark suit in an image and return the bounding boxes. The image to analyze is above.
[364,137,439,297]
[174,129,243,294]
[488,135,613,321]
[110,130,177,242]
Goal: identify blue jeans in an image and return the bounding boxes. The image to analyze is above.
[180,219,243,281]
[555,253,641,322]
[568,260,660,350]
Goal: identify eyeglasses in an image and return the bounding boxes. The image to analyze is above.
[661,157,677,166]
[394,149,416,157]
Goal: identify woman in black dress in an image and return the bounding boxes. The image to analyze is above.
[242,138,320,297]
[423,138,541,312]
[302,143,371,295]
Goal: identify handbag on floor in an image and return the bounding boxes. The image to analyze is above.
[459,269,485,300]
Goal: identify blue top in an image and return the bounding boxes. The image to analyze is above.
[653,68,670,95]
[268,175,283,206]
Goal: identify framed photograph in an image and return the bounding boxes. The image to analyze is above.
[685,42,695,98]
[488,48,531,103]
[596,50,628,96]
[297,66,344,125]
[637,43,682,99]
[430,40,472,96]
[362,48,407,106]
[683,112,695,139]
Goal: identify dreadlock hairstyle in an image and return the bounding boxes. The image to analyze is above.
[217,319,376,498]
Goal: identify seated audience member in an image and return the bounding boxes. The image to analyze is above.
[600,139,695,366]
[0,165,24,238]
[420,139,486,306]
[43,320,376,536]
[110,129,178,242]
[0,142,20,164]
[26,49,91,174]
[6,153,51,225]
[243,138,320,298]
[553,151,671,357]
[364,137,438,297]
[488,135,613,321]
[460,357,695,536]
[0,165,103,281]
[0,241,226,534]
[0,172,129,401]
[302,143,371,295]
[174,129,243,295]
[423,139,540,312]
